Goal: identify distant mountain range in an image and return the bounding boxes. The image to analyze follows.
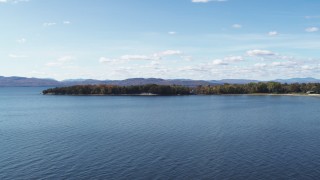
[0,76,61,87]
[209,79,260,84]
[0,76,320,87]
[273,77,320,84]
[0,76,214,87]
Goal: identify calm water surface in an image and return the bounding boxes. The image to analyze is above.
[1,87,320,179]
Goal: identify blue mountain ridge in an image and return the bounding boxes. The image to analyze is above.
[0,76,319,87]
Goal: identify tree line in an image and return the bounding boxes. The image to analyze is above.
[42,84,191,95]
[195,82,320,94]
[43,82,320,95]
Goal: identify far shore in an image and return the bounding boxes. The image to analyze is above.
[43,92,320,97]
[43,93,174,96]
[240,93,320,97]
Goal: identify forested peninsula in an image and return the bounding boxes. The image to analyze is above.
[42,84,191,95]
[42,82,320,96]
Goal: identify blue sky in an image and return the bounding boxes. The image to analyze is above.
[1,0,320,80]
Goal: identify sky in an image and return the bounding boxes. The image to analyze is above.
[1,0,320,80]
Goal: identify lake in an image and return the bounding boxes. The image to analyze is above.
[1,87,320,179]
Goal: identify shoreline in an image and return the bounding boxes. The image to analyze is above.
[217,93,320,97]
[246,93,320,97]
[43,93,320,97]
[43,93,176,96]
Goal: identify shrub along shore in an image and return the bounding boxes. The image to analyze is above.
[42,82,320,96]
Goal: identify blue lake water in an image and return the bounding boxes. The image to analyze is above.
[1,87,320,179]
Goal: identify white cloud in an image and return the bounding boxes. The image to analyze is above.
[99,57,114,63]
[211,59,228,65]
[271,62,283,67]
[305,16,320,19]
[179,66,208,73]
[192,0,227,3]
[29,71,47,76]
[168,31,176,35]
[46,56,75,67]
[57,56,75,62]
[305,27,319,32]
[232,24,242,29]
[181,55,193,61]
[0,0,29,3]
[254,63,267,68]
[247,49,275,56]
[192,0,210,3]
[100,50,183,64]
[196,56,244,68]
[46,62,61,67]
[271,61,297,67]
[17,38,26,44]
[176,54,316,80]
[8,54,27,58]
[301,65,315,70]
[154,50,182,57]
[268,31,278,36]
[120,55,151,61]
[150,61,160,66]
[63,21,71,25]
[43,22,57,27]
[224,56,243,62]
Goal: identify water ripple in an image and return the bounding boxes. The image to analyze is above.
[1,88,320,179]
